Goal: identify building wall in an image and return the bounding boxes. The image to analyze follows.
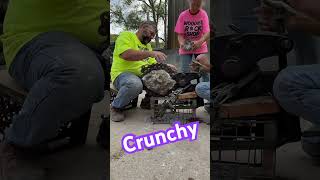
[212,0,259,35]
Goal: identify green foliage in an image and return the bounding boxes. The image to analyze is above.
[111,0,167,48]
[111,1,143,31]
[150,41,165,49]
[110,34,164,49]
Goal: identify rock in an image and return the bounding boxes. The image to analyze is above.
[142,70,176,96]
[183,40,194,51]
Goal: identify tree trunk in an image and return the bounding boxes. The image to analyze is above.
[164,0,167,49]
[149,0,160,48]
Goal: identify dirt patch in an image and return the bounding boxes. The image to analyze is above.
[111,149,125,160]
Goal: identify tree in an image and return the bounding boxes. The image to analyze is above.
[162,0,168,49]
[111,2,143,31]
[111,0,167,48]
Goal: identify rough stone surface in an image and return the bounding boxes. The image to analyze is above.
[142,70,176,96]
[183,40,194,51]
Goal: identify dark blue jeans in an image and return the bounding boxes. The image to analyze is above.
[5,32,105,147]
[273,65,320,126]
[195,82,210,101]
[179,54,210,82]
[111,72,143,109]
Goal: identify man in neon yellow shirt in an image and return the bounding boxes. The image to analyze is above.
[0,1,107,179]
[111,21,175,122]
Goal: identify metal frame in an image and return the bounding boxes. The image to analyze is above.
[210,30,294,179]
[211,106,278,179]
[150,96,198,124]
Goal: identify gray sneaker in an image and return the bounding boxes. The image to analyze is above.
[111,107,125,122]
[0,143,47,180]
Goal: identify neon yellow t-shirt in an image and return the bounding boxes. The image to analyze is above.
[111,31,157,82]
[1,0,108,68]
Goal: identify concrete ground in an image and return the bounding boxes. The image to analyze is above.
[15,90,209,180]
[110,93,211,180]
[0,90,317,180]
[276,142,320,180]
[275,120,320,180]
[37,93,320,180]
[0,79,209,180]
[33,93,110,180]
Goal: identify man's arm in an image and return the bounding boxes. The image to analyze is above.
[288,0,320,21]
[114,31,166,62]
[120,50,153,61]
[285,0,320,35]
[287,14,320,35]
[190,54,211,73]
[120,49,167,63]
[198,54,211,73]
[256,0,320,35]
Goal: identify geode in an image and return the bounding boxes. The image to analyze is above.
[142,70,176,96]
[183,40,194,51]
